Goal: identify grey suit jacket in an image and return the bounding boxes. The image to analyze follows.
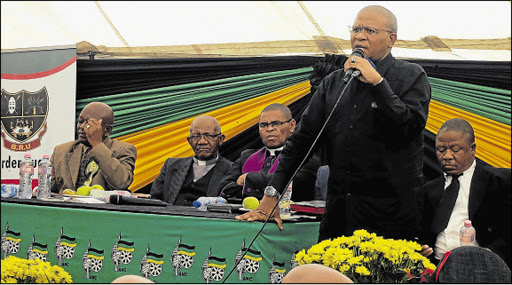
[150,156,232,204]
[50,137,137,193]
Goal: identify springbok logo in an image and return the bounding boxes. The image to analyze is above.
[1,88,49,151]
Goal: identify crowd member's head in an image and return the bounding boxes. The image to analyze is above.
[282,264,354,283]
[187,115,225,161]
[258,103,296,149]
[435,118,476,176]
[77,102,114,146]
[351,5,397,62]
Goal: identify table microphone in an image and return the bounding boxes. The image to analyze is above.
[109,195,168,206]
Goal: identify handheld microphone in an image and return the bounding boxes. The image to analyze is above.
[108,195,168,207]
[343,48,365,83]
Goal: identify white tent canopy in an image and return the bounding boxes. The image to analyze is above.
[2,1,511,60]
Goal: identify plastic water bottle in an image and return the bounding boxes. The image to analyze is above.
[18,153,34,199]
[279,182,293,219]
[193,196,227,211]
[37,154,52,200]
[460,220,477,246]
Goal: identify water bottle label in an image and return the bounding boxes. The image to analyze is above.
[39,166,52,174]
[21,165,34,173]
[461,235,475,243]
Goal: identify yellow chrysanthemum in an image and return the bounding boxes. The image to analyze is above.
[355,265,371,276]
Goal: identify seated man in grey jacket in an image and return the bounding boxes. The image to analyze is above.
[150,115,232,205]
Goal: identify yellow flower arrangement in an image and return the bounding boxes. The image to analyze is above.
[1,256,72,284]
[295,229,436,283]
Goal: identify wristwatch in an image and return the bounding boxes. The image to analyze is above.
[264,186,279,197]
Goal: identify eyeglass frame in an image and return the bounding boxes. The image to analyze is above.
[188,133,222,141]
[258,119,293,129]
[349,25,395,36]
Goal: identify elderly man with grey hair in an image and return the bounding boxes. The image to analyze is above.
[150,115,232,205]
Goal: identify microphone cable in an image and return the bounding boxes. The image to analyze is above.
[223,73,360,283]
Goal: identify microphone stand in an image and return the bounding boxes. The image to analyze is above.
[223,73,360,282]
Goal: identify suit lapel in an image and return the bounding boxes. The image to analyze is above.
[167,158,192,204]
[68,143,83,187]
[206,158,227,196]
[468,162,487,219]
[428,177,446,208]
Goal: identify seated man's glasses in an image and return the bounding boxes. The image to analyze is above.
[259,119,292,129]
[189,133,221,141]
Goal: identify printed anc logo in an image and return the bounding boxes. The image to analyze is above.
[201,248,226,283]
[1,88,49,151]
[235,239,262,281]
[269,254,286,284]
[111,232,134,272]
[27,234,48,262]
[82,240,104,280]
[55,227,76,266]
[1,222,21,258]
[171,236,195,276]
[140,244,164,279]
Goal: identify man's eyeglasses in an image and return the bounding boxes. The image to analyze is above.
[259,119,292,129]
[189,133,222,141]
[349,25,394,36]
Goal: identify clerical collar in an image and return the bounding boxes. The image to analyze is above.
[193,155,218,166]
[266,146,284,156]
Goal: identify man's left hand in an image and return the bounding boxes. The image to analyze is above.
[344,56,382,86]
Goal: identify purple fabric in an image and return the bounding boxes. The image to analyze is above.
[242,147,279,174]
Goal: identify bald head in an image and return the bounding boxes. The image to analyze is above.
[359,5,397,33]
[82,102,114,127]
[190,116,221,134]
[282,264,354,283]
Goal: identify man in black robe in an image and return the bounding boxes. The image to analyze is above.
[237,5,431,242]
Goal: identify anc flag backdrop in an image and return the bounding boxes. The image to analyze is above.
[75,56,511,192]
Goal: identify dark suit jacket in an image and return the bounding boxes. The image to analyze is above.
[50,137,137,193]
[419,161,511,266]
[216,148,320,201]
[150,156,232,204]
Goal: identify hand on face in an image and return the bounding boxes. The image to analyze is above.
[78,118,105,148]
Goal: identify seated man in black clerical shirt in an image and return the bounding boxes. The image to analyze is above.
[150,115,232,205]
[217,103,320,202]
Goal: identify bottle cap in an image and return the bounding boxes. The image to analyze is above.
[24,153,31,158]
[192,200,202,208]
[464,220,472,227]
[43,154,50,159]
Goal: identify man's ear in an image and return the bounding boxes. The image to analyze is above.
[218,134,226,145]
[290,119,297,132]
[388,33,397,48]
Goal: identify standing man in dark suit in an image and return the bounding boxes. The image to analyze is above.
[150,115,232,205]
[419,118,511,266]
[237,5,431,243]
